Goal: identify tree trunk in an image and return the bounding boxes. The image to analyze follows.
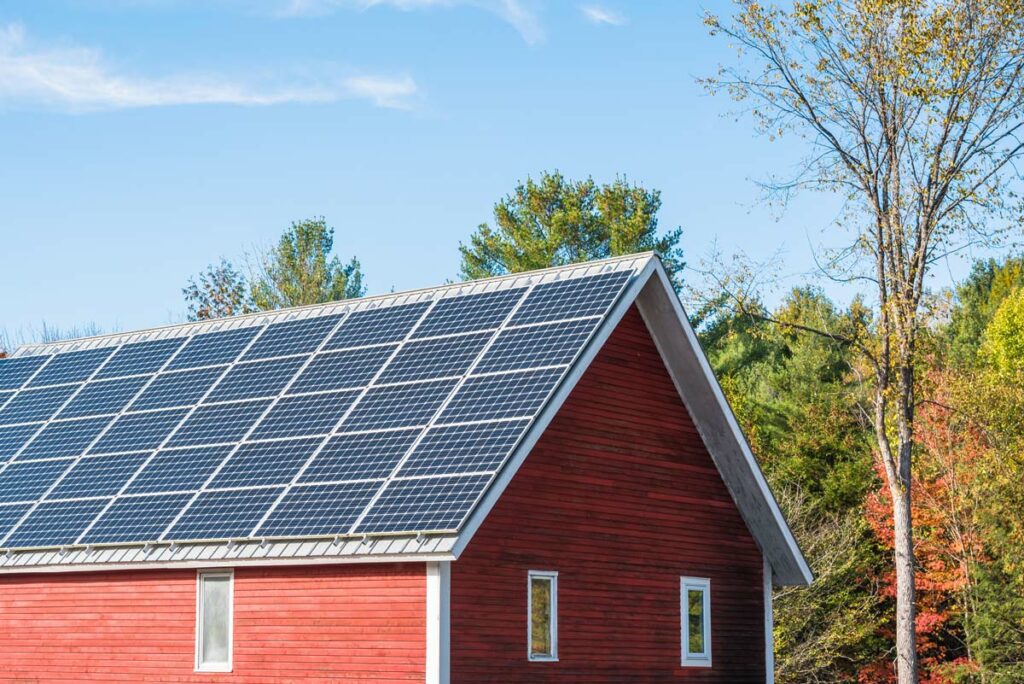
[891,473,919,684]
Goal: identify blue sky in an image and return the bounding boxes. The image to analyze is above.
[0,0,988,341]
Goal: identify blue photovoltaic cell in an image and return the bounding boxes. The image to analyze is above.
[242,314,345,361]
[289,345,395,394]
[0,503,32,542]
[510,271,630,325]
[0,424,41,462]
[0,356,49,390]
[18,416,111,460]
[29,347,114,387]
[476,318,597,373]
[59,376,149,419]
[378,333,490,384]
[341,379,457,432]
[125,445,234,494]
[210,438,321,488]
[399,419,529,477]
[97,338,185,379]
[82,493,192,544]
[0,385,78,426]
[250,391,359,440]
[167,399,271,448]
[3,498,110,548]
[167,487,283,540]
[0,459,73,504]
[257,481,378,537]
[0,391,11,408]
[413,288,525,338]
[439,367,563,424]
[324,302,429,350]
[91,408,189,454]
[206,356,306,403]
[48,453,148,499]
[355,474,492,533]
[130,366,224,412]
[167,327,260,371]
[300,429,420,483]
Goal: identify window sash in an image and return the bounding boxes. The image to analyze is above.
[528,570,558,661]
[196,570,233,672]
[680,577,712,667]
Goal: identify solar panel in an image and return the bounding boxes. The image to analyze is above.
[167,327,260,371]
[0,385,79,425]
[439,367,564,424]
[300,429,420,483]
[0,423,39,462]
[28,347,113,387]
[125,445,234,494]
[4,498,109,548]
[97,338,184,379]
[59,376,149,419]
[167,399,272,448]
[355,474,492,533]
[92,408,190,454]
[324,302,429,349]
[18,416,112,460]
[82,493,192,544]
[209,438,321,488]
[378,333,490,383]
[413,288,525,338]
[242,314,344,360]
[0,258,639,552]
[250,391,359,439]
[0,356,49,390]
[257,482,379,537]
[0,459,73,503]
[398,419,530,477]
[48,453,149,499]
[289,345,396,394]
[167,487,284,540]
[206,356,307,402]
[129,366,224,412]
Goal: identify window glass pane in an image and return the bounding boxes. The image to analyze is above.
[687,588,705,655]
[200,575,231,667]
[530,576,553,657]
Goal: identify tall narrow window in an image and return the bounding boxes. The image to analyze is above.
[681,576,712,667]
[196,570,233,672]
[528,570,558,661]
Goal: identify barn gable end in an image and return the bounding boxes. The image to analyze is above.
[449,307,767,682]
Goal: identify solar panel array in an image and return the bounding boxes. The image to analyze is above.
[0,265,635,550]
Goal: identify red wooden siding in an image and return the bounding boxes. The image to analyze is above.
[0,563,426,683]
[450,306,767,683]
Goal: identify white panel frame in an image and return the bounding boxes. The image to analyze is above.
[195,568,234,673]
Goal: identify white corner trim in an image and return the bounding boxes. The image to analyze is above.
[635,263,812,586]
[451,257,659,557]
[764,555,775,683]
[426,561,451,684]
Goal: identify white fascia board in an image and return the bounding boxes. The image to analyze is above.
[451,256,660,558]
[635,262,812,586]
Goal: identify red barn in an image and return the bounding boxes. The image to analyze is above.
[0,254,810,683]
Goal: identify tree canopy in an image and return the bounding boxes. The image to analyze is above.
[459,171,685,289]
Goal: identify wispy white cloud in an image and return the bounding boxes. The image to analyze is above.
[277,0,544,45]
[580,4,625,26]
[0,23,418,111]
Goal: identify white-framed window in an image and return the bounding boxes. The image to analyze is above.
[681,576,712,667]
[528,570,558,662]
[195,570,234,673]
